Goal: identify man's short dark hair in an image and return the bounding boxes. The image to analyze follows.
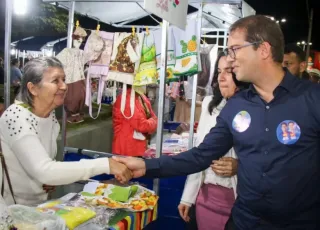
[11,58,19,65]
[284,44,306,63]
[229,15,284,63]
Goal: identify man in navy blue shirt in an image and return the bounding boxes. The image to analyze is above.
[114,15,320,230]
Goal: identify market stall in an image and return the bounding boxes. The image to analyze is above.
[2,0,255,229]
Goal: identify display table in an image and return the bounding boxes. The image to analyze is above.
[109,205,157,230]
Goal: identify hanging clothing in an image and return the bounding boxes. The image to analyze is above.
[152,28,177,82]
[56,48,86,84]
[56,48,87,120]
[133,33,157,93]
[84,31,114,119]
[112,88,157,157]
[108,32,144,85]
[172,18,200,76]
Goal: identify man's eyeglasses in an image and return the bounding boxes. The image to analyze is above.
[224,42,262,59]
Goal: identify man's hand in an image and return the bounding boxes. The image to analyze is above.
[43,184,55,193]
[109,158,133,184]
[178,203,191,222]
[211,157,238,177]
[112,156,146,178]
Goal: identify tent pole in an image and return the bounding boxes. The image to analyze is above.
[61,1,75,156]
[188,3,203,149]
[4,0,13,108]
[154,20,169,195]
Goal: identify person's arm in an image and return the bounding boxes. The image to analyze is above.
[11,135,131,185]
[144,115,233,178]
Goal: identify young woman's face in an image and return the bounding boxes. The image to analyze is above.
[217,56,238,99]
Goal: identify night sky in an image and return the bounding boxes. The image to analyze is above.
[0,0,319,51]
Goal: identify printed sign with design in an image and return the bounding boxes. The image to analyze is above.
[276,120,301,145]
[144,0,188,29]
[232,111,251,133]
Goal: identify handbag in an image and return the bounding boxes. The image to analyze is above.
[0,143,16,204]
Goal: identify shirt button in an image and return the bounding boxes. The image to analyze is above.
[265,128,269,132]
[266,106,270,109]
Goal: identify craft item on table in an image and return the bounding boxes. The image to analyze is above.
[152,28,178,82]
[133,33,157,95]
[9,205,66,230]
[62,193,120,229]
[109,206,157,230]
[108,32,144,119]
[37,202,96,230]
[172,18,200,76]
[81,182,158,212]
[84,31,114,119]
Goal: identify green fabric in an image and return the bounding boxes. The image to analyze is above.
[108,185,138,202]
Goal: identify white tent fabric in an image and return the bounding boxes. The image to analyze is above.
[51,1,255,28]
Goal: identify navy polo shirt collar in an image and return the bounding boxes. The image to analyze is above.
[247,70,296,98]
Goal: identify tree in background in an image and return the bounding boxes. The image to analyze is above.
[12,0,69,37]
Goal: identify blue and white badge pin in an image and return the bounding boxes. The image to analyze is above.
[276,120,301,145]
[232,111,251,133]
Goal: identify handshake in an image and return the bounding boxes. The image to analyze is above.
[109,156,146,184]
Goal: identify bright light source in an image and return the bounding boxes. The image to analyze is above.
[14,0,28,15]
[297,42,301,45]
[276,20,279,24]
[281,18,286,23]
[270,17,275,21]
[302,41,305,44]
[309,42,312,45]
[11,49,16,55]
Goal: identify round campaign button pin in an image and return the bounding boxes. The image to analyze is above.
[276,120,301,145]
[232,111,251,133]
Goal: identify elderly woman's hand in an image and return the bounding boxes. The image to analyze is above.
[109,158,133,184]
[211,157,238,177]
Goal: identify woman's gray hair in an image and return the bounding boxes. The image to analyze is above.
[19,57,63,107]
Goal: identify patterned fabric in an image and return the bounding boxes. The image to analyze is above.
[0,195,14,230]
[56,48,86,84]
[109,205,157,230]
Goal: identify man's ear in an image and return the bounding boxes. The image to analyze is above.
[259,42,272,60]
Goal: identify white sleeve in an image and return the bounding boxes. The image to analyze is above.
[11,135,110,186]
[180,172,202,205]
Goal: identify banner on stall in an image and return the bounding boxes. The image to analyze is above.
[144,0,188,30]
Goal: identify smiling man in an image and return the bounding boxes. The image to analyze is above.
[114,15,320,230]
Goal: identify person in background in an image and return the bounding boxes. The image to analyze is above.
[0,57,4,85]
[10,58,22,86]
[178,52,249,230]
[308,68,320,84]
[0,57,132,206]
[112,85,158,157]
[282,44,309,79]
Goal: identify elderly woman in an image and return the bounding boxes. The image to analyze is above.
[0,57,131,205]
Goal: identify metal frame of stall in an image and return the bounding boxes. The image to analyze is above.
[3,0,231,195]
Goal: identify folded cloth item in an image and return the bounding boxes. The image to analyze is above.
[172,18,200,76]
[108,185,138,202]
[153,28,178,82]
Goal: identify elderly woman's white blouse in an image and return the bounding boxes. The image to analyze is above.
[0,103,110,206]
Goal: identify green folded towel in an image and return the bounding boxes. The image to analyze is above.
[108,185,138,202]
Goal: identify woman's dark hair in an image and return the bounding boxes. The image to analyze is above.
[208,52,250,115]
[11,58,19,66]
